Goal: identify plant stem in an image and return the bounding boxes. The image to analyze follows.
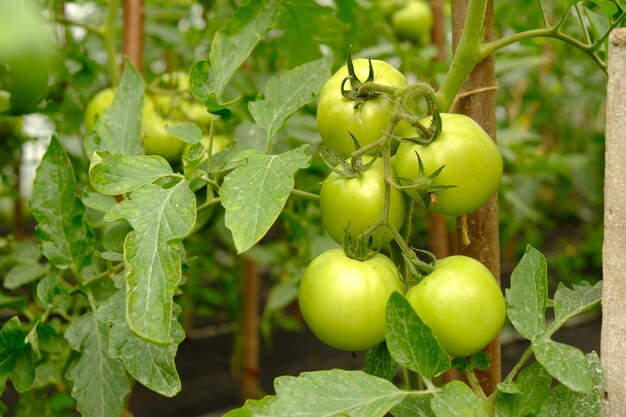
[197,196,221,212]
[500,344,533,385]
[437,0,488,111]
[290,189,319,201]
[104,0,121,86]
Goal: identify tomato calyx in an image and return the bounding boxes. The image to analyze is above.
[320,133,377,178]
[398,95,443,145]
[402,249,436,284]
[395,151,456,210]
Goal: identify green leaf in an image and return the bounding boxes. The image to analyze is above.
[390,393,435,417]
[264,369,407,416]
[84,59,144,159]
[97,290,184,397]
[36,272,68,308]
[220,146,311,253]
[364,342,398,382]
[430,381,488,417]
[223,396,278,417]
[589,0,618,16]
[10,348,34,393]
[89,151,174,195]
[105,181,196,344]
[552,281,602,329]
[494,362,552,417]
[0,317,26,375]
[385,292,450,381]
[505,245,547,340]
[538,352,603,417]
[265,281,299,311]
[3,262,49,289]
[210,0,280,103]
[65,313,130,417]
[82,188,117,213]
[189,60,233,119]
[532,338,592,393]
[0,292,27,311]
[164,122,202,144]
[30,136,94,273]
[248,57,331,142]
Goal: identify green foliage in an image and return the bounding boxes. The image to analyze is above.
[0,0,620,416]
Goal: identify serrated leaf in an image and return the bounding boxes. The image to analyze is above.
[430,381,488,417]
[264,369,407,416]
[84,59,144,159]
[3,262,49,289]
[210,0,279,103]
[164,122,202,144]
[249,57,330,142]
[385,292,450,381]
[89,151,174,195]
[532,338,592,393]
[538,352,603,417]
[552,281,602,329]
[31,136,94,273]
[223,396,278,417]
[390,393,435,417]
[364,342,398,382]
[97,290,184,397]
[495,362,552,417]
[220,146,311,253]
[505,245,547,340]
[105,181,195,344]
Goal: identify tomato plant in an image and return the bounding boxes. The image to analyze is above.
[394,113,503,216]
[316,58,411,158]
[298,248,405,352]
[84,88,116,131]
[405,255,506,357]
[319,156,405,249]
[142,97,186,160]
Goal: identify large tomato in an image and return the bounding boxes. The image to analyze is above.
[316,59,411,159]
[320,156,405,249]
[391,0,434,43]
[405,256,505,357]
[394,113,502,216]
[298,248,405,351]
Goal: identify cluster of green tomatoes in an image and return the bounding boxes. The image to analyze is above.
[85,72,231,161]
[299,58,506,358]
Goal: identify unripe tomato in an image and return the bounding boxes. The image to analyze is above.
[391,0,434,44]
[319,156,405,249]
[84,88,115,131]
[182,134,232,158]
[394,113,502,216]
[316,59,411,159]
[405,256,506,357]
[143,98,185,161]
[298,248,405,351]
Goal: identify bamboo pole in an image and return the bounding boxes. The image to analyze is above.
[450,0,501,395]
[601,27,626,417]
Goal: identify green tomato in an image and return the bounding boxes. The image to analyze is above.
[405,256,506,357]
[298,248,405,351]
[377,0,409,18]
[0,0,56,115]
[316,59,411,159]
[391,0,434,43]
[143,97,185,161]
[394,113,502,216]
[84,88,115,131]
[320,156,405,249]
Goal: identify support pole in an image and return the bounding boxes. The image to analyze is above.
[601,27,626,417]
[450,0,500,395]
[123,0,144,73]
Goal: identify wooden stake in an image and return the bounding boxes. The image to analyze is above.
[123,0,144,73]
[450,0,501,395]
[601,27,626,417]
